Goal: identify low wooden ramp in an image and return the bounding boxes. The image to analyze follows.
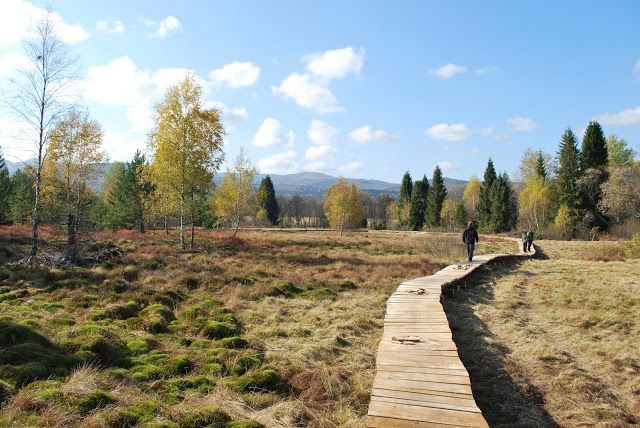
[367,239,534,427]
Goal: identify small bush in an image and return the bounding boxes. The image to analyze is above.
[172,407,230,428]
[626,233,640,258]
[76,391,117,414]
[140,304,175,333]
[200,321,238,339]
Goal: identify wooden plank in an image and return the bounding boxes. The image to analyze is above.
[367,415,466,428]
[368,401,489,427]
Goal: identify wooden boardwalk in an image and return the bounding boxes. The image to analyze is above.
[367,238,535,428]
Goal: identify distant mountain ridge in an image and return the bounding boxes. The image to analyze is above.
[4,159,468,198]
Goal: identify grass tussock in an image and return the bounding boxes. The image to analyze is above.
[0,226,514,427]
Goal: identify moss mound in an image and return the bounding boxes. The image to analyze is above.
[76,391,117,414]
[140,304,175,333]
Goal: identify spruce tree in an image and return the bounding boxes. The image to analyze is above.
[399,171,413,205]
[425,166,447,227]
[103,163,135,230]
[488,173,517,232]
[409,175,429,230]
[0,150,10,223]
[256,175,279,225]
[581,121,608,171]
[535,151,547,180]
[556,128,581,218]
[478,159,497,229]
[8,169,34,225]
[455,201,467,227]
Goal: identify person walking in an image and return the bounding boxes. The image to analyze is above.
[526,230,534,252]
[522,232,528,253]
[462,221,479,262]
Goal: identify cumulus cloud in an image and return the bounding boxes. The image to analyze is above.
[0,51,31,77]
[596,106,640,125]
[0,0,89,46]
[97,19,124,33]
[339,162,365,173]
[257,150,299,174]
[102,131,144,161]
[506,116,536,132]
[349,125,394,143]
[81,55,205,131]
[211,61,260,87]
[142,16,181,38]
[305,144,338,161]
[435,161,459,172]
[425,123,471,141]
[303,46,365,81]
[272,72,343,113]
[308,120,340,145]
[427,63,466,79]
[303,161,330,172]
[251,118,294,148]
[204,101,247,130]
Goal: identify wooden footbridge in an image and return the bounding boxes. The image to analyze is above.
[367,238,534,427]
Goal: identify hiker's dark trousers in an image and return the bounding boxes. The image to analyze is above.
[527,241,532,251]
[523,242,527,252]
[466,243,475,262]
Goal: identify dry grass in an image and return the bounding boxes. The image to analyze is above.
[444,239,640,427]
[0,225,516,427]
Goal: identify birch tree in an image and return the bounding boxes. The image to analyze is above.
[212,149,257,237]
[43,109,104,261]
[4,12,76,258]
[148,74,225,248]
[323,178,364,236]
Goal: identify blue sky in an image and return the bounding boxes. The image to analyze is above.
[1,0,639,182]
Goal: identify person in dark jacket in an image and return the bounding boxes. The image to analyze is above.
[462,221,479,262]
[522,232,528,253]
[526,230,534,252]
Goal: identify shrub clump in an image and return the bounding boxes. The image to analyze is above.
[76,391,117,414]
[200,321,238,339]
[171,407,230,428]
[140,304,175,333]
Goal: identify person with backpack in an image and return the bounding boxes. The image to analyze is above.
[526,230,534,252]
[522,232,528,253]
[462,221,479,262]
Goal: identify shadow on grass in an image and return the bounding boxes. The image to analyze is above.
[442,258,559,428]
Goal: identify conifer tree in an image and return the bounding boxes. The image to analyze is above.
[581,121,608,171]
[556,128,581,222]
[409,175,429,230]
[397,171,413,229]
[489,173,517,232]
[425,165,447,227]
[256,175,279,225]
[455,201,467,227]
[8,170,34,224]
[478,159,497,229]
[535,151,547,180]
[0,150,10,223]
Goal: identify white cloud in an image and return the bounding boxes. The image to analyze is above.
[308,120,340,145]
[125,104,153,132]
[211,61,260,88]
[102,131,144,162]
[475,66,499,74]
[633,59,640,74]
[257,150,299,174]
[303,46,365,81]
[427,63,466,79]
[506,116,536,132]
[349,125,394,143]
[0,51,31,77]
[272,72,343,113]
[596,107,640,125]
[479,125,495,136]
[81,55,205,131]
[435,161,459,172]
[251,118,294,148]
[303,161,330,172]
[0,0,89,46]
[339,162,365,173]
[142,16,181,38]
[425,123,471,141]
[0,119,33,161]
[305,144,338,161]
[204,101,248,130]
[97,19,124,33]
